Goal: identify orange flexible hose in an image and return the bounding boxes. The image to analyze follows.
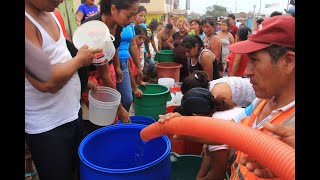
[140,116,295,180]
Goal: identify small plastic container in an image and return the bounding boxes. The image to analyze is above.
[158,78,175,89]
[73,20,115,66]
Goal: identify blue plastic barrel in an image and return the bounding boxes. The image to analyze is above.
[118,115,157,125]
[78,124,171,180]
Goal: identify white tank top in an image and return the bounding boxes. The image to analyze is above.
[25,11,81,134]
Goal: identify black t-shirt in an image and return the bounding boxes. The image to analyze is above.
[66,39,88,94]
[188,48,220,80]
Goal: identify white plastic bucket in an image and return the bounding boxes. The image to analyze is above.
[89,87,121,106]
[72,20,115,66]
[158,78,175,89]
[88,86,121,126]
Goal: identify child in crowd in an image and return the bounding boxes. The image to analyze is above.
[128,24,149,94]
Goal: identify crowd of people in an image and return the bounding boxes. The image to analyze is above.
[25,0,295,179]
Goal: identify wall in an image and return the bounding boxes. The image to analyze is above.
[57,0,78,40]
[140,0,166,13]
[146,14,166,25]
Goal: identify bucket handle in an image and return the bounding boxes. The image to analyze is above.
[170,152,181,160]
[108,34,115,42]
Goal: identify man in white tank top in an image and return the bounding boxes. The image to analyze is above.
[25,0,102,179]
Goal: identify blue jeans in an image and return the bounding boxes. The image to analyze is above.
[144,52,156,77]
[144,52,155,69]
[116,60,133,111]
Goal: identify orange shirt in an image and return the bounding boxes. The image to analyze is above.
[230,99,295,180]
[228,52,249,77]
[53,9,69,39]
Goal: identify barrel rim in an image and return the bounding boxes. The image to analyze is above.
[155,62,182,69]
[137,84,170,96]
[78,124,171,173]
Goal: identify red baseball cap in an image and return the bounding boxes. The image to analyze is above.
[227,15,295,54]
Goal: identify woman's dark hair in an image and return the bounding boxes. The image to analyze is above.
[136,5,147,15]
[220,19,230,28]
[190,18,203,34]
[182,35,204,50]
[256,18,264,25]
[148,19,159,30]
[99,0,139,15]
[227,13,236,20]
[181,71,209,94]
[237,26,252,41]
[202,17,216,27]
[134,24,146,36]
[212,97,237,113]
[177,87,236,116]
[270,11,282,17]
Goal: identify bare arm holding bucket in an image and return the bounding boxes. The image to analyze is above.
[150,35,158,53]
[167,36,174,50]
[26,16,102,93]
[25,43,101,94]
[128,61,143,99]
[130,38,144,81]
[112,49,123,83]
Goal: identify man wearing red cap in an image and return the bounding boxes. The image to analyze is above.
[227,15,295,179]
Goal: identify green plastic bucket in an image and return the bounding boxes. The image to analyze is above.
[170,152,203,180]
[170,152,230,180]
[133,84,171,120]
[154,50,174,62]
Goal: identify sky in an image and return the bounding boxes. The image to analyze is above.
[179,0,290,16]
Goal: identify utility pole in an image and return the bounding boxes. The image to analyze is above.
[186,0,190,10]
[235,0,237,13]
[258,0,261,14]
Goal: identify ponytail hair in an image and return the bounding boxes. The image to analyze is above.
[212,96,237,112]
[181,70,209,94]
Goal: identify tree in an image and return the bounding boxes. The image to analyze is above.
[205,5,229,18]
